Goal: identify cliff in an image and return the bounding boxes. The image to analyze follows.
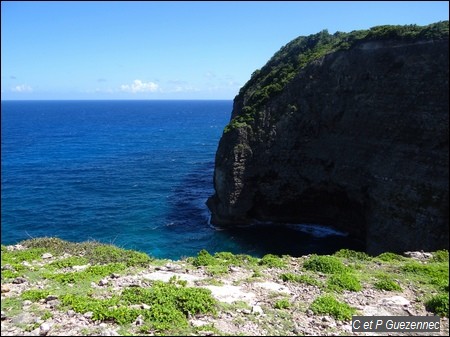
[207,21,449,255]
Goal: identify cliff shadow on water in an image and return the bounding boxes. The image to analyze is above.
[165,161,365,258]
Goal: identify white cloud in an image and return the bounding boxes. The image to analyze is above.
[120,80,159,93]
[11,84,33,92]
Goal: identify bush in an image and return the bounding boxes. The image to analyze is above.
[376,252,406,262]
[192,249,215,267]
[425,293,449,317]
[374,275,402,291]
[62,281,217,332]
[327,273,362,292]
[259,254,286,268]
[21,289,51,302]
[274,299,290,309]
[334,249,371,261]
[310,295,356,320]
[431,250,449,263]
[304,255,347,274]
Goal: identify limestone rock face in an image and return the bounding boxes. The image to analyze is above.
[207,29,449,255]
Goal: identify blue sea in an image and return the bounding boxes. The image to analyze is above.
[1,100,363,259]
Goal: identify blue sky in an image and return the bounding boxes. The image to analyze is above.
[1,1,448,100]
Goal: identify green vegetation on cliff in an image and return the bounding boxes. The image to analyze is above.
[224,20,449,133]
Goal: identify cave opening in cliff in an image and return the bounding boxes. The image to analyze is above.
[247,183,368,254]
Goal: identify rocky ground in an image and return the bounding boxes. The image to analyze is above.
[1,241,448,336]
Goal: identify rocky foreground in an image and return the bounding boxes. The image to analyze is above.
[1,238,448,336]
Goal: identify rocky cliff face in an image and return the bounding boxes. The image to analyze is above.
[207,23,449,255]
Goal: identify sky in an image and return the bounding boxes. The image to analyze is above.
[1,1,448,100]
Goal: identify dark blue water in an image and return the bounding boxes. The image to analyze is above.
[1,100,363,259]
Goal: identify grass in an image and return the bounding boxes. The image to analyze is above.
[373,274,402,291]
[280,273,322,287]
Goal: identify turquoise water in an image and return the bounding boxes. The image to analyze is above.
[1,100,363,259]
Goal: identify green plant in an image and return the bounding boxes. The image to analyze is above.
[259,254,286,268]
[425,293,449,317]
[310,295,356,321]
[88,245,151,267]
[226,21,449,133]
[327,273,362,292]
[374,275,402,291]
[1,247,47,265]
[21,289,51,302]
[48,256,89,269]
[46,262,127,284]
[274,299,290,309]
[334,249,371,261]
[304,255,347,274]
[104,282,217,331]
[431,250,449,263]
[401,261,448,288]
[280,273,321,286]
[376,252,406,262]
[41,311,53,320]
[192,249,216,267]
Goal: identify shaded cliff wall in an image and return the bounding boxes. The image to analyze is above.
[208,36,449,255]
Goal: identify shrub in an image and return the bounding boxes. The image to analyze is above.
[376,252,406,262]
[192,249,215,267]
[304,255,347,274]
[46,263,127,284]
[310,295,356,320]
[274,299,290,309]
[334,249,371,261]
[62,281,217,332]
[259,254,286,268]
[374,275,402,291]
[425,293,449,317]
[327,273,362,292]
[431,250,449,263]
[21,289,51,302]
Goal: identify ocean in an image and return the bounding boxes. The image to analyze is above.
[1,100,363,259]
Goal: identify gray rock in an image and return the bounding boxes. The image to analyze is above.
[207,28,449,254]
[12,277,27,284]
[141,303,151,310]
[99,278,109,286]
[84,311,94,319]
[39,322,51,336]
[252,305,264,315]
[44,295,58,302]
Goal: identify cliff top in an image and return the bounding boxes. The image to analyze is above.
[227,20,449,131]
[1,238,448,336]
